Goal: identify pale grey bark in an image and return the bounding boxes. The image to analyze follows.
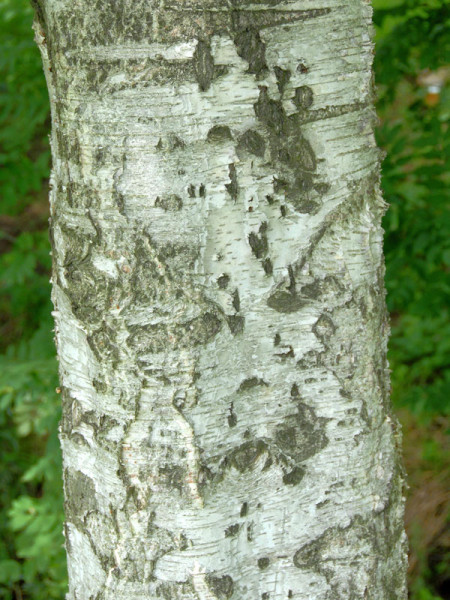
[33,1,408,598]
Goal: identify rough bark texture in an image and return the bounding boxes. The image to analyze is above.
[33,1,408,598]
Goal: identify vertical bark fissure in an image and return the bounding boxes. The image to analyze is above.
[34,1,408,598]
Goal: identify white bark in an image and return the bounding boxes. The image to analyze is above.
[33,1,408,598]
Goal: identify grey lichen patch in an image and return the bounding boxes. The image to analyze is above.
[193,39,215,91]
[225,163,238,200]
[282,466,305,486]
[238,377,267,392]
[237,129,266,157]
[258,557,270,570]
[274,66,291,95]
[233,27,267,77]
[293,86,314,109]
[248,221,268,259]
[226,315,245,336]
[224,523,240,538]
[205,574,234,600]
[155,194,183,211]
[312,314,336,344]
[274,402,329,463]
[207,125,233,142]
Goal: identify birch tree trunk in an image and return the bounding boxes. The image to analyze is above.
[33,0,408,598]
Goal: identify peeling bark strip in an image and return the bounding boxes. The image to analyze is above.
[33,1,407,598]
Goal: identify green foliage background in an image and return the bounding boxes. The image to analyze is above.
[0,0,448,597]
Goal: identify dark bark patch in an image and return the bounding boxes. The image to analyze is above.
[87,325,120,364]
[232,289,240,312]
[255,86,286,133]
[207,125,233,142]
[225,163,239,200]
[155,194,183,211]
[217,273,230,289]
[64,469,97,525]
[187,312,222,346]
[294,198,319,214]
[248,221,268,259]
[283,466,305,486]
[225,523,240,537]
[233,28,267,76]
[226,315,245,336]
[258,557,270,570]
[193,39,215,91]
[267,291,306,313]
[240,502,248,517]
[274,402,329,463]
[156,134,185,151]
[293,137,316,172]
[296,350,324,370]
[238,377,267,392]
[290,384,300,398]
[158,464,186,494]
[230,440,269,472]
[231,8,331,32]
[262,257,273,275]
[275,345,295,360]
[237,129,266,157]
[274,66,291,94]
[293,86,314,109]
[312,314,336,344]
[206,574,234,599]
[227,412,237,428]
[297,62,309,73]
[253,85,324,210]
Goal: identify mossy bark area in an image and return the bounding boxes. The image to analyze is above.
[34,1,407,598]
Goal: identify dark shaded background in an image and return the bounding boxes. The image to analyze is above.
[0,0,448,597]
